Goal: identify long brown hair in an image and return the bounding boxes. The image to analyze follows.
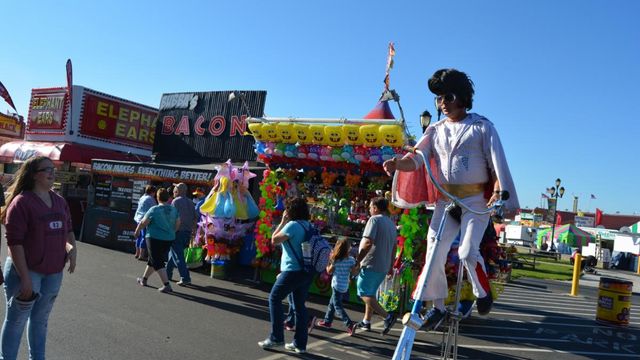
[330,237,350,263]
[1,156,52,222]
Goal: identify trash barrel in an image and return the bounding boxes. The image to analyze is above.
[211,260,227,279]
[596,277,633,327]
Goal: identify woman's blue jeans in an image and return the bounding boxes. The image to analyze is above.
[268,270,313,350]
[0,257,63,360]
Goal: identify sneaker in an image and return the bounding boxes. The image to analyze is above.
[346,321,357,336]
[158,285,173,293]
[458,300,474,319]
[422,308,446,331]
[258,338,284,349]
[307,315,317,334]
[176,279,191,287]
[382,313,397,335]
[285,342,306,354]
[136,277,147,286]
[284,322,295,331]
[316,320,332,328]
[357,321,371,331]
[476,292,493,315]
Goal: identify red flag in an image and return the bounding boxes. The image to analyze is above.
[0,81,17,112]
[595,208,603,226]
[66,59,73,102]
[541,193,549,199]
[556,212,562,225]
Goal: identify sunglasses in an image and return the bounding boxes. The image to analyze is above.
[435,93,457,104]
[35,167,55,174]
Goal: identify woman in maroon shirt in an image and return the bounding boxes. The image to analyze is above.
[0,156,77,360]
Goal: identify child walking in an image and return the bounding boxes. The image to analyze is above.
[316,238,358,335]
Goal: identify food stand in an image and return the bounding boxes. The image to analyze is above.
[0,86,159,234]
[81,90,267,261]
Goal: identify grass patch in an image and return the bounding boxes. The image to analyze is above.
[511,260,575,281]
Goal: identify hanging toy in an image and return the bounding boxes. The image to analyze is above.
[205,233,216,262]
[200,159,232,214]
[234,161,259,220]
[342,124,362,145]
[309,125,326,145]
[293,124,311,144]
[274,179,288,211]
[324,126,344,147]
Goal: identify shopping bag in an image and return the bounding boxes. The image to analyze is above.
[184,247,204,269]
[377,272,400,312]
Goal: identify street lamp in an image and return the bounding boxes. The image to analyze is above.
[547,178,565,251]
[420,110,432,133]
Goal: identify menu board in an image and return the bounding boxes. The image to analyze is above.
[94,217,113,240]
[109,177,133,213]
[94,174,112,208]
[131,180,149,213]
[115,221,137,243]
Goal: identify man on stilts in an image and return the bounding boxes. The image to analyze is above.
[383,68,519,330]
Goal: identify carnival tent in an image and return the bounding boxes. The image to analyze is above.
[536,224,595,248]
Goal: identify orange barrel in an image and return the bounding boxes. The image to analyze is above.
[596,277,633,327]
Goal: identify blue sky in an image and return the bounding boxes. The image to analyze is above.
[1,0,638,216]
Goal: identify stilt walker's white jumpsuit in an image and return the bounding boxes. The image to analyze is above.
[392,113,519,302]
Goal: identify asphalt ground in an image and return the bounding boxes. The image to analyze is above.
[0,241,637,359]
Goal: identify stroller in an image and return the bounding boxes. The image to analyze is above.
[570,251,598,274]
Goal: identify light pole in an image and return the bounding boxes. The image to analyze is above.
[420,110,432,133]
[547,178,565,251]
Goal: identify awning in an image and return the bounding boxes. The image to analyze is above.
[0,141,148,165]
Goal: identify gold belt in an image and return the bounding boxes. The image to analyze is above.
[441,183,485,199]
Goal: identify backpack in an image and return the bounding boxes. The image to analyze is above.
[298,221,331,273]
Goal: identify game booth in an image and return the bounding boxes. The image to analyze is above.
[245,93,509,312]
[243,96,422,311]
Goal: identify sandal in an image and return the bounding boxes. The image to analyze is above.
[136,277,147,286]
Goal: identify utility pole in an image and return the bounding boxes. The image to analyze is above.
[573,196,578,213]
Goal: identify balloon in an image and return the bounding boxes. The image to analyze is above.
[307,145,320,160]
[293,124,311,145]
[379,125,403,146]
[262,123,280,142]
[343,124,362,145]
[331,147,343,162]
[248,123,265,141]
[381,146,396,161]
[359,124,381,147]
[284,144,297,158]
[369,147,382,164]
[319,146,332,162]
[354,145,368,162]
[341,144,354,161]
[324,126,344,147]
[296,144,308,159]
[309,125,326,145]
[264,142,275,155]
[273,143,286,157]
[276,123,296,143]
[254,141,266,155]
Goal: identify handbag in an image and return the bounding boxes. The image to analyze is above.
[184,246,204,269]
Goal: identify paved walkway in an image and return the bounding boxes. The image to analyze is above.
[569,268,640,295]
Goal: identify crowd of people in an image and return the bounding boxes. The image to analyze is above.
[0,67,518,358]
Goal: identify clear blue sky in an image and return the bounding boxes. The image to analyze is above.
[1,0,638,216]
